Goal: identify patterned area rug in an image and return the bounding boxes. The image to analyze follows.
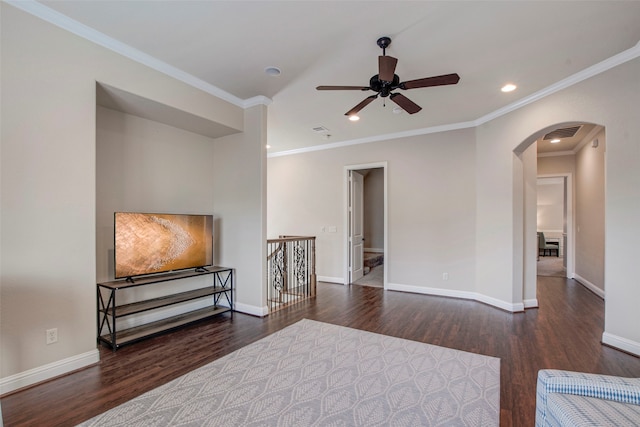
[78,319,500,426]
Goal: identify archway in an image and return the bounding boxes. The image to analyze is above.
[513,121,605,307]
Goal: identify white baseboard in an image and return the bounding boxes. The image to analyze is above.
[573,274,605,299]
[234,302,268,317]
[524,298,539,309]
[0,349,100,396]
[317,276,345,284]
[364,248,384,253]
[602,332,640,357]
[386,282,525,312]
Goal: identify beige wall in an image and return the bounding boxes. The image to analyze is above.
[0,3,264,392]
[212,105,268,314]
[96,106,218,283]
[538,154,576,177]
[575,130,606,291]
[537,179,564,232]
[268,128,477,293]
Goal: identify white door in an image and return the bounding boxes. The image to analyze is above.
[349,171,364,282]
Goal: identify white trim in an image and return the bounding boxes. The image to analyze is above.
[602,332,640,357]
[243,96,273,108]
[5,0,271,110]
[573,274,605,299]
[317,275,345,284]
[269,121,475,158]
[364,248,384,253]
[386,282,525,313]
[0,350,100,396]
[475,41,640,126]
[234,302,268,317]
[523,298,539,309]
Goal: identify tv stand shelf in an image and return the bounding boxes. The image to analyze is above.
[97,266,233,350]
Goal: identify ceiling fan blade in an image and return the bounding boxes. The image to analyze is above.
[400,73,460,90]
[345,95,378,116]
[390,93,422,114]
[316,85,370,91]
[378,55,398,82]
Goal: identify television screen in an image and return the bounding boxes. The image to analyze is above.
[114,212,213,279]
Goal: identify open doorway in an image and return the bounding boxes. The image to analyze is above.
[345,163,387,288]
[528,123,605,297]
[536,176,568,277]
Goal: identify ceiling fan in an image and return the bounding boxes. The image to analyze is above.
[316,37,460,116]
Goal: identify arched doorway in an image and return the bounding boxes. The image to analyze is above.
[514,121,606,306]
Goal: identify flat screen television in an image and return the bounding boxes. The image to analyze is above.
[114,212,213,280]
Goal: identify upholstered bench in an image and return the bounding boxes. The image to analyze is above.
[536,369,640,426]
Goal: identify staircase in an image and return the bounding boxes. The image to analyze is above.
[267,236,316,314]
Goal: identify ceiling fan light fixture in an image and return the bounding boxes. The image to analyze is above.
[348,115,360,121]
[501,83,517,92]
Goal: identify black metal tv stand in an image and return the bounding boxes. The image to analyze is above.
[97,266,233,351]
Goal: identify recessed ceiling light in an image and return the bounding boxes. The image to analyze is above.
[392,107,403,114]
[348,115,360,121]
[501,83,517,93]
[265,144,271,149]
[550,138,561,144]
[264,66,281,77]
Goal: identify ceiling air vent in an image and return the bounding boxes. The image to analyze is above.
[312,126,330,135]
[543,125,581,140]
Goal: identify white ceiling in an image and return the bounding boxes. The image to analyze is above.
[31,1,640,153]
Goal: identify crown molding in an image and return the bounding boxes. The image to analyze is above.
[243,96,273,108]
[5,0,246,108]
[475,41,640,127]
[268,120,476,158]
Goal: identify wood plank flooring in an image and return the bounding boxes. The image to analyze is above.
[2,276,640,426]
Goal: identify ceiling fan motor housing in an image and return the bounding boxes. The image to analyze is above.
[370,74,400,97]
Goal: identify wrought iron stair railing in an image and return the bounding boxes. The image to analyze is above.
[267,236,316,314]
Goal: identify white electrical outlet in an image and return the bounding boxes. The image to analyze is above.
[442,272,449,281]
[46,328,58,345]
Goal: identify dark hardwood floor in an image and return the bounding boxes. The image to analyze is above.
[2,276,640,426]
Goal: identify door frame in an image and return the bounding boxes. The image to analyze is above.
[537,173,574,278]
[343,162,388,288]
